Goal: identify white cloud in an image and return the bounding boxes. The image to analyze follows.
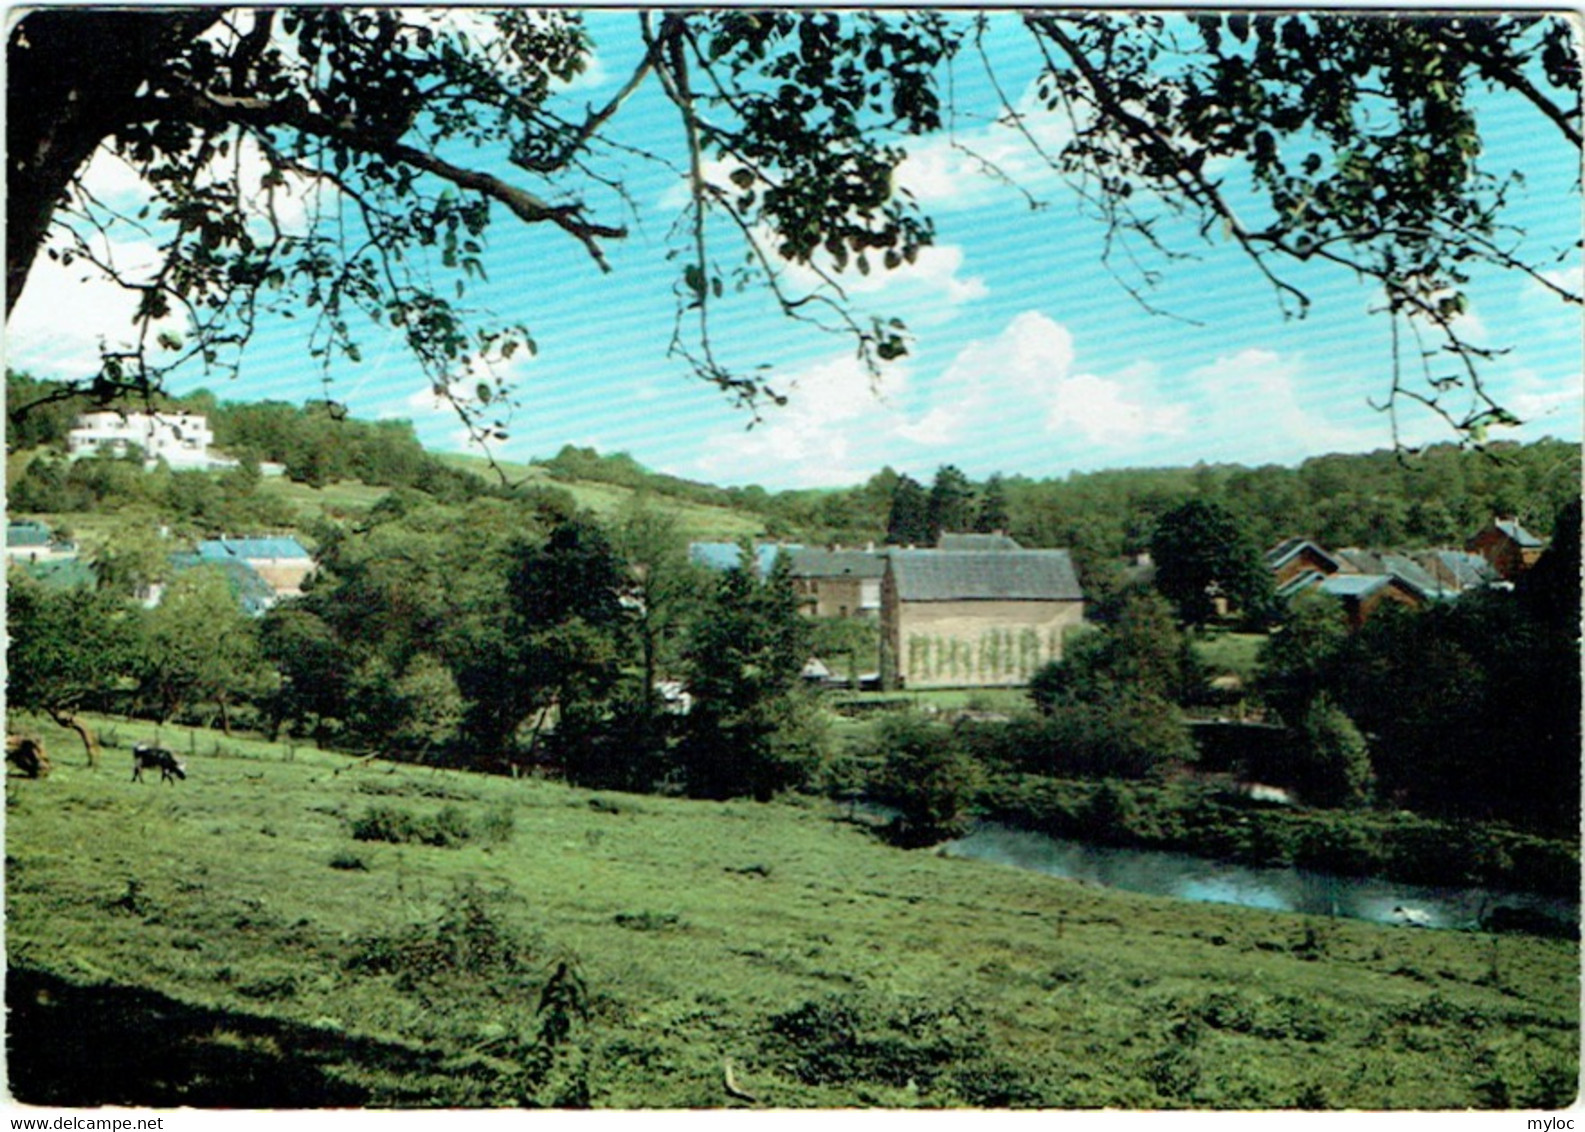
[922,310,1186,450]
[687,353,912,487]
[7,231,184,378]
[895,80,1076,211]
[1182,348,1385,462]
[676,309,1191,487]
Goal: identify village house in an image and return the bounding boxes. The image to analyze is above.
[66,410,236,471]
[1266,529,1525,627]
[1414,548,1501,596]
[785,546,885,619]
[197,535,316,598]
[1466,516,1546,581]
[5,519,77,563]
[883,548,1085,689]
[1265,537,1343,589]
[1306,573,1429,631]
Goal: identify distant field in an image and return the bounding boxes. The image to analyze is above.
[6,713,1576,1109]
[437,451,766,542]
[1193,631,1268,680]
[253,474,393,520]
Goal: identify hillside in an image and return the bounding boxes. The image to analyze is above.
[434,451,767,542]
[5,715,1577,1110]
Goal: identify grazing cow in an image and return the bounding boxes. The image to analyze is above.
[132,743,186,784]
[1391,905,1433,928]
[6,735,50,778]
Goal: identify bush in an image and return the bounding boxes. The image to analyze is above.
[762,990,1040,1106]
[867,714,982,846]
[349,803,504,848]
[346,882,538,988]
[988,695,1193,781]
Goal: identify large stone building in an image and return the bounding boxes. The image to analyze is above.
[883,548,1085,689]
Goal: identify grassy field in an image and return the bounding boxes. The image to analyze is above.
[435,452,767,542]
[5,714,1578,1110]
[1191,631,1268,681]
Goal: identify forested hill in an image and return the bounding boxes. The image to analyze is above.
[6,371,1580,559]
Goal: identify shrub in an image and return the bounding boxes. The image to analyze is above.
[762,990,1040,1106]
[346,882,538,989]
[867,714,983,846]
[348,803,501,848]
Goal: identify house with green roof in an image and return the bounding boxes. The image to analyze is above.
[5,519,77,564]
[197,535,315,596]
[883,549,1085,689]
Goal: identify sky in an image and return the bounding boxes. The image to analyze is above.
[7,8,1582,493]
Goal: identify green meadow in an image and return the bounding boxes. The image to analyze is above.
[5,716,1577,1110]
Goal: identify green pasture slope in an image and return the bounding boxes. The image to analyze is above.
[5,718,1578,1110]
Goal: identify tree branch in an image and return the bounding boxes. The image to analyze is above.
[159,87,628,271]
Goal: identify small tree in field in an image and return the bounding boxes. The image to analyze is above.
[6,571,142,765]
[870,714,983,846]
[679,551,822,800]
[1294,696,1374,808]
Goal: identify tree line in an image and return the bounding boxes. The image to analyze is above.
[9,460,1578,844]
[7,490,826,803]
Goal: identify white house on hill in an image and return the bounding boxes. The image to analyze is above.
[67,411,236,471]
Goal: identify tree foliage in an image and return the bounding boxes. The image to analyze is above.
[6,9,949,438]
[1016,11,1581,442]
[869,714,983,845]
[10,11,1574,447]
[6,571,142,763]
[1150,498,1275,627]
[678,551,820,800]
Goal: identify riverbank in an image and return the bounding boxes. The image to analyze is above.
[978,773,1580,904]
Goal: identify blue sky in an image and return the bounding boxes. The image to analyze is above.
[7,9,1581,491]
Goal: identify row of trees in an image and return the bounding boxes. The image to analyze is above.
[778,441,1580,568]
[7,491,826,803]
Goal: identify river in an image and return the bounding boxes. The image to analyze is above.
[941,821,1579,934]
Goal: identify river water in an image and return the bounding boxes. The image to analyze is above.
[941,821,1579,933]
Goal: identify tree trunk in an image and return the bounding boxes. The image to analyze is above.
[48,709,99,768]
[6,10,221,315]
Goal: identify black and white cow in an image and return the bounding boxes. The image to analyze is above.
[132,743,187,784]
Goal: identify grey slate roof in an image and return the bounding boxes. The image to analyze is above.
[1266,537,1340,573]
[786,547,885,579]
[1425,549,1499,590]
[936,531,1022,552]
[1319,574,1397,600]
[889,549,1083,602]
[1493,519,1545,548]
